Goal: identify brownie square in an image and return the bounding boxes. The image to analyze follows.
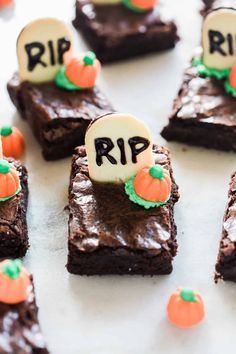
[0,159,28,258]
[7,73,114,160]
[215,172,236,282]
[0,276,49,353]
[161,65,236,151]
[72,0,179,63]
[67,144,179,275]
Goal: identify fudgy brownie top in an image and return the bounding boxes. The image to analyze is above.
[8,73,113,123]
[76,0,178,41]
[218,172,236,258]
[0,159,28,237]
[170,65,236,126]
[69,145,179,255]
[0,279,49,353]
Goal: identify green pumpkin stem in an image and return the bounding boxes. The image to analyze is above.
[149,165,164,180]
[1,126,12,137]
[83,51,96,66]
[180,288,197,302]
[3,260,22,279]
[0,159,10,174]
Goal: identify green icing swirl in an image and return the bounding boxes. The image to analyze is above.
[192,56,230,80]
[0,186,21,202]
[124,176,170,209]
[224,79,236,97]
[122,0,147,13]
[55,66,83,91]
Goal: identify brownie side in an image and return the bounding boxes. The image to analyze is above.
[161,65,236,151]
[0,277,49,353]
[215,173,236,282]
[73,0,179,63]
[7,73,114,160]
[67,145,179,275]
[0,159,28,259]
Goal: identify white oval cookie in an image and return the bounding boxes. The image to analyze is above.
[85,113,155,183]
[202,8,236,70]
[17,18,73,83]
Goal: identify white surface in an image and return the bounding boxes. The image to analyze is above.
[0,1,236,353]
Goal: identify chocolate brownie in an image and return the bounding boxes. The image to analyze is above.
[7,73,114,160]
[72,0,179,63]
[67,144,179,275]
[161,65,236,151]
[215,172,236,282]
[0,277,49,353]
[0,159,28,258]
[201,0,236,15]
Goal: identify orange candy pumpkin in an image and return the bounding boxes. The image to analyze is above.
[0,159,20,200]
[134,165,171,202]
[0,126,25,159]
[65,51,101,89]
[0,0,13,7]
[131,0,157,10]
[0,259,31,304]
[229,65,236,89]
[167,288,205,328]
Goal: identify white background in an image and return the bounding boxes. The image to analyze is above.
[0,1,236,353]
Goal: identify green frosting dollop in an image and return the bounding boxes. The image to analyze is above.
[224,79,236,97]
[0,186,21,203]
[192,56,230,80]
[55,66,83,91]
[124,176,170,209]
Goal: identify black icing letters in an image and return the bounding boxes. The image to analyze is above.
[95,138,117,166]
[128,137,150,163]
[208,30,236,56]
[94,136,150,166]
[25,42,46,71]
[25,37,71,72]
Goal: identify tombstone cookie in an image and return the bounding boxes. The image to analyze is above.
[161,6,236,152]
[67,113,179,275]
[7,18,113,160]
[72,0,179,63]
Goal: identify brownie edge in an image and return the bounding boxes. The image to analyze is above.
[0,159,28,258]
[215,172,236,282]
[67,144,179,275]
[73,0,179,63]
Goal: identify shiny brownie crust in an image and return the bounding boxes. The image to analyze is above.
[7,73,113,160]
[215,173,236,282]
[0,277,49,353]
[67,145,179,275]
[0,159,28,258]
[161,65,236,151]
[72,0,179,63]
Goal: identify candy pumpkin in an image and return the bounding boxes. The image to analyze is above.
[0,0,13,7]
[65,51,101,89]
[229,65,236,89]
[123,0,157,12]
[0,259,30,304]
[0,159,21,200]
[134,164,171,203]
[167,288,205,328]
[0,126,25,159]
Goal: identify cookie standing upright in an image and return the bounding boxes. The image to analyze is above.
[161,7,236,152]
[7,17,114,160]
[72,0,179,63]
[67,113,179,276]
